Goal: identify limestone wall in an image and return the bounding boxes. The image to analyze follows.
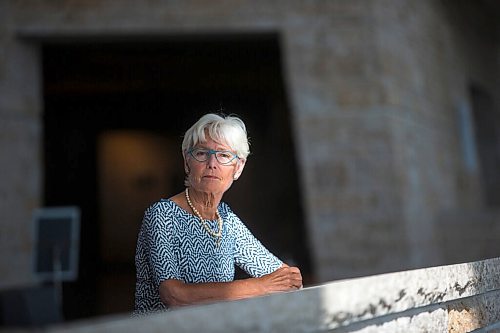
[2,257,495,333]
[0,2,43,288]
[0,0,498,289]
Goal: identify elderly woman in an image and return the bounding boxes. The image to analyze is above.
[134,113,302,314]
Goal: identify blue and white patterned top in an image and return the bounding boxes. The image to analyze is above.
[134,199,282,314]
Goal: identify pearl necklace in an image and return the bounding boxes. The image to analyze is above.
[185,188,223,246]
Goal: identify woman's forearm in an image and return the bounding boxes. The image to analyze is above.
[159,265,302,307]
[159,278,264,307]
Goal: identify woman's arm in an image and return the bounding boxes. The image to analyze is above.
[159,265,302,307]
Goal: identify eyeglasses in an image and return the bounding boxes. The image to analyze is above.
[187,148,239,165]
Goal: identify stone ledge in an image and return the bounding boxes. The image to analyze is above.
[19,257,497,333]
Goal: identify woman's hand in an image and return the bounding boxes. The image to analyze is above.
[258,265,303,294]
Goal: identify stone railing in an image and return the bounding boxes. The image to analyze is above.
[3,257,500,333]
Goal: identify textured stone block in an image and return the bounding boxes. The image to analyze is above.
[37,257,500,333]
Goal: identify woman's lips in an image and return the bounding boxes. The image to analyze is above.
[203,175,220,180]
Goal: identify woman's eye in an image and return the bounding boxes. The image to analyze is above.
[195,150,208,157]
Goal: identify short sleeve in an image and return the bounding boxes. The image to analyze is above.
[141,202,181,287]
[232,218,283,277]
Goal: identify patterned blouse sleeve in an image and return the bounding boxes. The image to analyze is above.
[232,215,283,277]
[142,202,181,287]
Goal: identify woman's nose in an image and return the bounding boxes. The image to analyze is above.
[206,153,218,168]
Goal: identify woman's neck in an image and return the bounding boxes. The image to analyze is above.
[186,187,221,219]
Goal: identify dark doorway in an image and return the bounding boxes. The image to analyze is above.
[42,34,311,320]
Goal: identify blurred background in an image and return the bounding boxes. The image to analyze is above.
[0,0,499,326]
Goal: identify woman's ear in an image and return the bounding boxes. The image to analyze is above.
[183,154,190,175]
[233,159,246,180]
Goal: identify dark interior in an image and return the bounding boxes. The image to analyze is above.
[42,34,312,320]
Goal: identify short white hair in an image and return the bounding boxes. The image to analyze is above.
[182,113,250,159]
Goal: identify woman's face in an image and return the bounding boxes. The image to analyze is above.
[184,137,245,195]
